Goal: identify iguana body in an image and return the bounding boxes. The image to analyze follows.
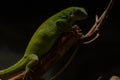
[0,7,87,79]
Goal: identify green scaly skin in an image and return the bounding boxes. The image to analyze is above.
[0,7,87,79]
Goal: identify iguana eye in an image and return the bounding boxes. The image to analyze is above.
[70,14,75,19]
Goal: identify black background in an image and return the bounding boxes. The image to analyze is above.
[0,0,120,80]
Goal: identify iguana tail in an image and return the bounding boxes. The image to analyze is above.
[0,57,28,79]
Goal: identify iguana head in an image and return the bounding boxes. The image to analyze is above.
[59,7,88,21]
[56,7,87,32]
[69,7,88,21]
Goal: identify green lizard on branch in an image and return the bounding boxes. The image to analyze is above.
[0,0,113,79]
[0,7,88,80]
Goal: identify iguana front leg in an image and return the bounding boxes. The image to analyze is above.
[71,24,99,44]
